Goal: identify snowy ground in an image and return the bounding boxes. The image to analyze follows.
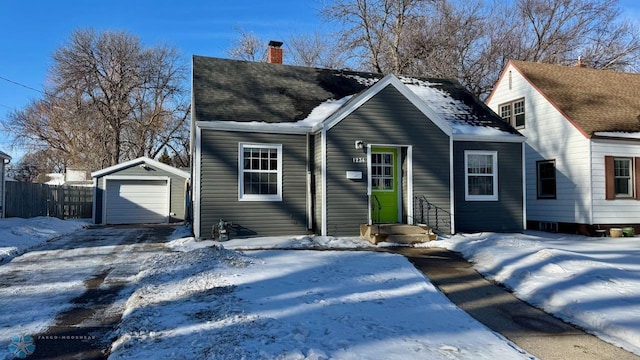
[110,237,530,359]
[0,223,174,360]
[1,218,639,358]
[420,232,640,356]
[0,216,89,262]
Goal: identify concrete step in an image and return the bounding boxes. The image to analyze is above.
[360,224,436,245]
[386,233,438,244]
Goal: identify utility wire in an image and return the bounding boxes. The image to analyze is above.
[0,75,45,94]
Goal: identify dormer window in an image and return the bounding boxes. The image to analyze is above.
[499,99,525,129]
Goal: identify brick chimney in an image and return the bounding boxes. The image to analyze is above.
[267,40,283,64]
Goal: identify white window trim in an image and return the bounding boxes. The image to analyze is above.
[371,151,395,192]
[238,143,283,202]
[499,98,525,129]
[614,157,633,198]
[464,150,498,201]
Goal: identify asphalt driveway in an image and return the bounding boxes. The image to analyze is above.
[0,224,177,360]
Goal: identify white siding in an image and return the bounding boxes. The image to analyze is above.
[487,64,591,224]
[592,139,640,224]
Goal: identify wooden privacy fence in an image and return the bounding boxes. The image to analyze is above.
[4,182,93,219]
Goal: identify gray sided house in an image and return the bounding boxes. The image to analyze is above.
[92,157,190,225]
[0,150,11,218]
[192,54,526,239]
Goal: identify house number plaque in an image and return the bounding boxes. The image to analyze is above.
[352,157,366,163]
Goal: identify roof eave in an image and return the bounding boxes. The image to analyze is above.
[197,120,312,135]
[320,74,454,136]
[453,134,526,143]
[91,156,191,179]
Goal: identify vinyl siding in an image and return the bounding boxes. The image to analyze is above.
[199,130,308,238]
[94,164,187,224]
[453,141,524,233]
[592,138,640,224]
[325,84,451,236]
[487,64,591,224]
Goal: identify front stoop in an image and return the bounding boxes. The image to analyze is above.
[360,224,437,245]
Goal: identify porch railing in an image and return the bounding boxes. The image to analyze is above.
[371,194,382,234]
[413,195,451,234]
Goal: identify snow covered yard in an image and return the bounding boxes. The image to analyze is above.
[0,222,173,360]
[2,218,639,358]
[110,238,530,359]
[423,231,640,355]
[0,216,89,262]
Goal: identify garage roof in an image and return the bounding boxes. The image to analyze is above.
[91,157,190,179]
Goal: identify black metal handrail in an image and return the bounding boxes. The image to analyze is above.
[371,194,382,234]
[414,195,451,234]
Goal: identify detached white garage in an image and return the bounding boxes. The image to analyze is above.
[92,157,190,225]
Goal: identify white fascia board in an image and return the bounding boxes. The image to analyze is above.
[407,146,414,225]
[453,134,526,143]
[92,177,97,224]
[91,157,190,179]
[196,120,311,135]
[0,150,11,161]
[193,126,202,239]
[103,175,170,181]
[522,142,527,230]
[320,74,454,137]
[321,127,327,236]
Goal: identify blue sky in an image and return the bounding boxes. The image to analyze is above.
[0,0,326,155]
[1,0,639,159]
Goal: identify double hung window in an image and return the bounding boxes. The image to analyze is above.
[238,143,282,201]
[465,151,498,201]
[499,99,525,129]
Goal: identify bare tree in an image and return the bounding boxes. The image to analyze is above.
[513,0,640,69]
[287,31,347,68]
[322,0,640,97]
[4,28,189,172]
[322,0,425,74]
[227,28,267,61]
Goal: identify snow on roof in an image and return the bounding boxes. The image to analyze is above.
[296,95,354,127]
[339,73,382,87]
[200,73,518,138]
[594,132,640,139]
[400,77,513,136]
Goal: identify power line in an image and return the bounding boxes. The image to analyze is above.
[0,75,45,94]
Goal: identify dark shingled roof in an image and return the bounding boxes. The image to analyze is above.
[192,55,521,136]
[193,56,382,123]
[511,60,640,135]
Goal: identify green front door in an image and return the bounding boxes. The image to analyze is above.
[371,147,399,223]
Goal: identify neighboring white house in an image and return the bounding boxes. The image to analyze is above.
[487,60,640,235]
[44,169,92,187]
[0,150,11,218]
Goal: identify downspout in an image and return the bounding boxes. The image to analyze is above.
[306,132,313,231]
[588,139,594,225]
[449,137,456,234]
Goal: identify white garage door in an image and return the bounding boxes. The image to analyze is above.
[105,179,169,224]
